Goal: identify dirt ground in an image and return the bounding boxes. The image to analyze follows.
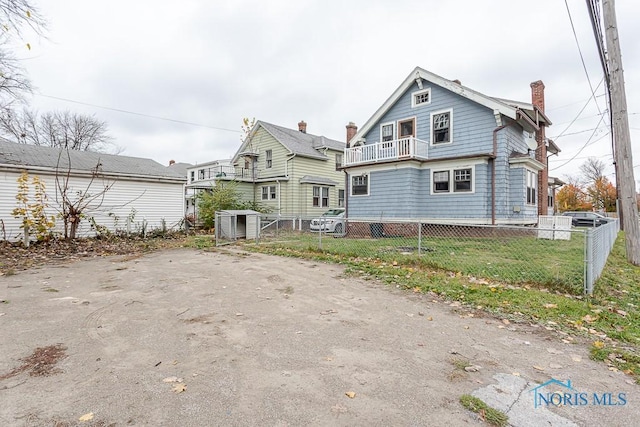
[0,247,638,426]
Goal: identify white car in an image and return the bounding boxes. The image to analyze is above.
[310,208,345,233]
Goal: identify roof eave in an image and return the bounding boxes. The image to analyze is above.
[352,67,519,142]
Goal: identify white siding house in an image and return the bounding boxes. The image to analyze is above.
[0,139,186,241]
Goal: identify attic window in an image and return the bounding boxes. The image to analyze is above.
[411,88,431,107]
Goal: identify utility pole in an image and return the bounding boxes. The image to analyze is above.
[603,0,640,265]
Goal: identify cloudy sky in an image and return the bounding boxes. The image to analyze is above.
[14,0,640,181]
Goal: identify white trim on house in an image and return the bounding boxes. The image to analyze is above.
[430,108,453,145]
[350,173,369,197]
[509,156,545,171]
[429,165,476,195]
[380,121,395,142]
[349,67,521,141]
[411,87,432,108]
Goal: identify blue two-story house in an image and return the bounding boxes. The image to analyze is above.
[343,67,553,225]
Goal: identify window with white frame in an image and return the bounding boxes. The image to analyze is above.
[411,88,431,107]
[262,185,276,201]
[381,123,394,142]
[313,186,329,207]
[454,168,472,192]
[265,150,272,169]
[432,110,452,144]
[198,169,205,180]
[526,170,537,205]
[338,189,345,207]
[432,167,473,193]
[190,171,195,182]
[433,171,450,193]
[335,153,343,170]
[351,174,369,196]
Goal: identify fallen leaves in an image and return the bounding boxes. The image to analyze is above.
[173,383,187,394]
[543,303,558,309]
[163,376,187,393]
[78,412,94,422]
[345,391,356,398]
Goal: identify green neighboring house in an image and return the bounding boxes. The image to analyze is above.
[223,120,346,217]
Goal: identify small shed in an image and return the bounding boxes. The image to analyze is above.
[216,210,261,240]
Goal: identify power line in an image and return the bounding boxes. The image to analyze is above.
[564,0,604,117]
[551,77,604,140]
[35,93,241,134]
[550,114,610,171]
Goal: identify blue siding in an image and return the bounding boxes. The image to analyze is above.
[349,163,495,220]
[351,77,539,224]
[363,81,497,159]
[349,168,424,218]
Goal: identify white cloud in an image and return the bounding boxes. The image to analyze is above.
[15,0,640,181]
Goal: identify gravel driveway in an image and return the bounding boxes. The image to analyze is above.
[0,248,637,426]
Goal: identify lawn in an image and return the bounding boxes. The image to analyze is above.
[258,231,586,293]
[241,231,640,381]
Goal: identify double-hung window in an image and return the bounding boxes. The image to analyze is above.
[338,189,345,207]
[265,149,272,169]
[313,186,329,207]
[262,185,276,201]
[335,153,343,170]
[381,123,394,142]
[432,110,452,144]
[433,171,450,193]
[454,169,472,192]
[526,170,537,205]
[351,175,369,196]
[432,167,473,193]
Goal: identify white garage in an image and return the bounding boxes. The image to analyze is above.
[0,139,186,241]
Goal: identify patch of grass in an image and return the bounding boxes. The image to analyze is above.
[185,235,216,250]
[245,231,640,381]
[459,394,508,427]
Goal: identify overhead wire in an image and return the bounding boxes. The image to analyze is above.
[35,93,241,134]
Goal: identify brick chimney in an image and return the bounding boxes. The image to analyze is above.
[169,159,175,166]
[531,80,548,216]
[346,122,358,145]
[298,120,307,133]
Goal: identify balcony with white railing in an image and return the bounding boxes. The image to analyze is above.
[344,137,429,166]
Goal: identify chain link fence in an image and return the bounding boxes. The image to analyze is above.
[223,214,620,295]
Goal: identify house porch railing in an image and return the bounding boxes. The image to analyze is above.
[344,137,429,166]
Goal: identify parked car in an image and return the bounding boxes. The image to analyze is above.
[561,211,613,227]
[310,208,345,233]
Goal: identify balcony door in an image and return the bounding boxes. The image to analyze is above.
[397,118,415,157]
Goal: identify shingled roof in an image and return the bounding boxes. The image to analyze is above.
[0,138,185,182]
[242,121,344,160]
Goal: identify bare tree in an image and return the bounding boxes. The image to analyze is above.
[579,157,607,184]
[0,1,47,105]
[0,108,120,153]
[54,149,115,239]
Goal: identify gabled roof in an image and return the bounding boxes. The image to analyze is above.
[232,121,345,163]
[352,67,550,143]
[167,162,193,177]
[0,138,186,182]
